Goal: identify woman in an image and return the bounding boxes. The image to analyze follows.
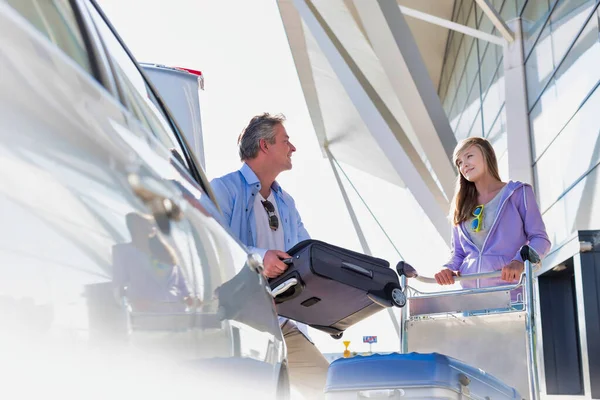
[435,137,551,297]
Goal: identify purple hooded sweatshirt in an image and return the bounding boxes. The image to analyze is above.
[444,180,551,296]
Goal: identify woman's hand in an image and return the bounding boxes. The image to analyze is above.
[501,260,524,282]
[434,268,458,285]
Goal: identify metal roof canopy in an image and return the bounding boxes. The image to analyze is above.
[276,0,515,245]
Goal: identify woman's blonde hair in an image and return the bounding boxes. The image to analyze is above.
[450,137,501,226]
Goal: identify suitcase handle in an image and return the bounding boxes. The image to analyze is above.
[341,261,373,279]
[271,278,299,298]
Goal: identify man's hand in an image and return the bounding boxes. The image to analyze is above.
[501,260,524,282]
[434,268,458,285]
[263,250,292,279]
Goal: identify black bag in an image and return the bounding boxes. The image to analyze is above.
[269,240,405,339]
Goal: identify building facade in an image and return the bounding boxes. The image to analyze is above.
[439,0,600,250]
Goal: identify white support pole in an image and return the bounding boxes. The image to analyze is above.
[475,0,515,43]
[399,5,504,46]
[503,19,534,185]
[326,147,401,337]
[354,0,458,201]
[276,0,328,154]
[293,0,451,245]
[325,147,372,257]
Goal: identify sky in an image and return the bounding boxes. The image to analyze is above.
[97,0,452,355]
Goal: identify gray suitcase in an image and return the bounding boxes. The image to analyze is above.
[268,240,405,339]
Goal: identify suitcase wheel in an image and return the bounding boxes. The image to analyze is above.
[387,285,406,308]
[330,332,343,340]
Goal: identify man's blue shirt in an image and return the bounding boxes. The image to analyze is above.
[210,163,310,259]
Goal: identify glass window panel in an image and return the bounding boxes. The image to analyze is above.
[463,40,479,91]
[455,0,465,24]
[450,112,462,134]
[475,3,484,27]
[540,164,600,247]
[440,77,449,106]
[549,0,594,65]
[522,0,553,57]
[526,29,555,109]
[533,83,600,212]
[451,0,461,21]
[467,3,477,28]
[486,106,508,179]
[482,65,505,134]
[485,103,505,140]
[501,0,519,20]
[529,12,600,159]
[526,0,595,108]
[450,31,462,65]
[445,36,465,102]
[517,0,527,15]
[529,80,558,160]
[468,108,484,138]
[479,7,495,33]
[454,36,471,85]
[445,74,458,113]
[450,76,469,131]
[455,76,482,140]
[497,150,510,182]
[440,33,459,101]
[443,93,453,114]
[479,41,503,92]
[458,0,471,25]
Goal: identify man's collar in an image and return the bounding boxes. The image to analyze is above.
[240,162,259,185]
[239,162,282,193]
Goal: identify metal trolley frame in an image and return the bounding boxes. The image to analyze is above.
[398,245,542,400]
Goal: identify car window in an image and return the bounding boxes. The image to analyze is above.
[86,1,190,170]
[7,0,92,73]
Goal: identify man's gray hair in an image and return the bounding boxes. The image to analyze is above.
[238,113,286,160]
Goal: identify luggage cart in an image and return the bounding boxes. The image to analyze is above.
[397,245,542,400]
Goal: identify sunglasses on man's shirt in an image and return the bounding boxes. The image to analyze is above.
[261,200,279,231]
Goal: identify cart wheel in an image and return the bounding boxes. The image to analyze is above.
[390,287,406,308]
[330,332,343,340]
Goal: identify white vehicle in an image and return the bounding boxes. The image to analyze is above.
[0,0,288,398]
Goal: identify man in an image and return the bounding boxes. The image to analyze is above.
[210,113,329,399]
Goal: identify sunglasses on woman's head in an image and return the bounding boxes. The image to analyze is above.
[261,200,279,231]
[471,204,484,232]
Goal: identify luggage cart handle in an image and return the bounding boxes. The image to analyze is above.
[414,270,502,284]
[396,245,541,285]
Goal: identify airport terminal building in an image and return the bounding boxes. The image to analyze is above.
[278,0,600,398]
